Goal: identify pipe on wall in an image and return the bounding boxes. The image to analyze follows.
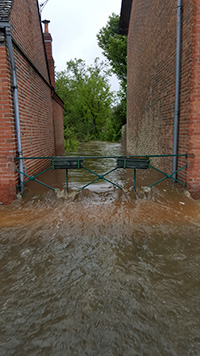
[172,0,182,179]
[5,25,24,194]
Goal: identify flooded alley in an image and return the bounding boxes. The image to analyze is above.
[0,142,200,356]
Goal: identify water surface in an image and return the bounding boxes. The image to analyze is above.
[0,141,200,355]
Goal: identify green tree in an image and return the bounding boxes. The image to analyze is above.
[97,13,127,131]
[97,13,127,91]
[55,58,114,147]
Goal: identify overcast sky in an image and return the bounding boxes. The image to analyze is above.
[40,0,122,91]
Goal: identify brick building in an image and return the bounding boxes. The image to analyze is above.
[0,0,64,204]
[119,0,200,199]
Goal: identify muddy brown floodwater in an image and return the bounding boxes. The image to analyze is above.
[0,141,200,356]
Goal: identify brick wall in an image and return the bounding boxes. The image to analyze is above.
[9,0,49,83]
[187,0,200,199]
[0,0,64,204]
[178,0,193,185]
[127,0,177,156]
[126,0,199,196]
[43,22,55,88]
[14,44,56,176]
[0,42,16,204]
[52,94,65,156]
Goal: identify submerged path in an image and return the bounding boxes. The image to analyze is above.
[0,141,200,355]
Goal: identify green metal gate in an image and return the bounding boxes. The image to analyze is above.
[15,154,187,193]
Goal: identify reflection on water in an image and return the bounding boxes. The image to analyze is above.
[0,141,200,355]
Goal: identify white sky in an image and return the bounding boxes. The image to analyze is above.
[41,0,122,91]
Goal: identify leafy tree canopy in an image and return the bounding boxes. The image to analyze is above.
[97,13,127,91]
[56,14,128,150]
[56,58,118,149]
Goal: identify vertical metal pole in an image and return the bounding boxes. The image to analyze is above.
[172,0,182,180]
[134,168,137,192]
[5,26,24,193]
[66,169,69,192]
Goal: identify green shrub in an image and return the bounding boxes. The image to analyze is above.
[64,126,78,152]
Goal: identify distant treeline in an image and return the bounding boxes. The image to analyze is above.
[55,14,127,151]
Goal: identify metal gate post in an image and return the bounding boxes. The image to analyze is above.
[134,168,137,192]
[66,169,69,192]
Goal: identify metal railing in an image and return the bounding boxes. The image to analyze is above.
[14,154,187,193]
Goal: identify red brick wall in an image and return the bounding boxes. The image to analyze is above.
[9,0,49,83]
[127,0,177,157]
[14,44,56,176]
[0,0,64,204]
[126,0,200,198]
[0,44,16,204]
[178,0,193,185]
[187,0,200,199]
[52,94,65,156]
[43,30,55,88]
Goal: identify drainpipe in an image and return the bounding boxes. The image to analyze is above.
[5,25,24,193]
[172,0,182,180]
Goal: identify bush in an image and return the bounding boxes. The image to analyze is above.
[64,126,78,152]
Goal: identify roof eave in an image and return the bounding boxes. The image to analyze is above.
[118,0,132,35]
